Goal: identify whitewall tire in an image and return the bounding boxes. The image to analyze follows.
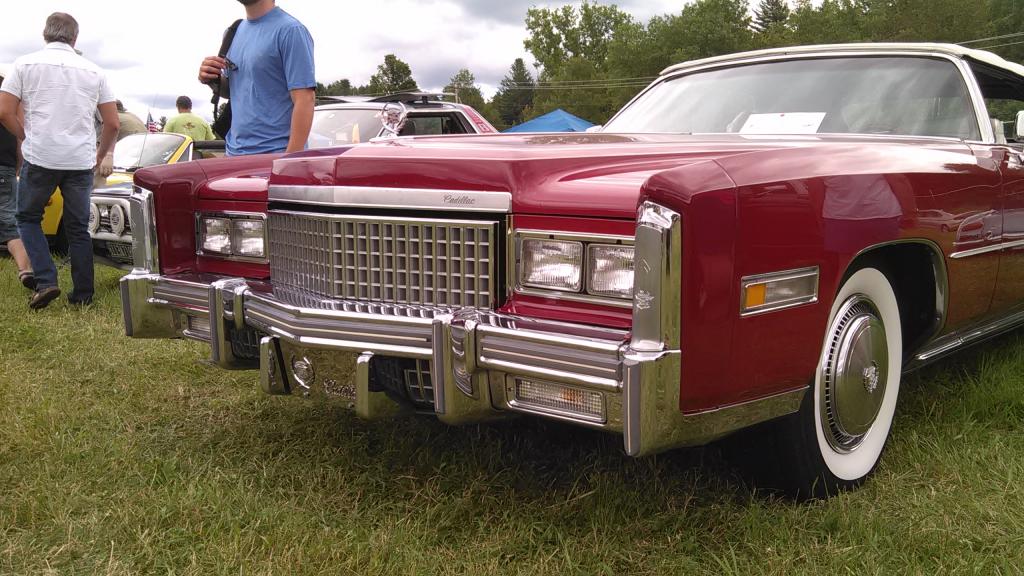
[777,266,902,498]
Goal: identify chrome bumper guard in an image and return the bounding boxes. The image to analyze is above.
[119,201,805,455]
[90,185,136,268]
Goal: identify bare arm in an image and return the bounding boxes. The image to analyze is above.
[0,92,25,140]
[285,88,315,154]
[96,101,120,172]
[15,104,23,173]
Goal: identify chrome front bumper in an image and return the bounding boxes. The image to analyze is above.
[119,201,805,456]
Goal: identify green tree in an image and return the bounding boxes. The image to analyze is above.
[317,78,354,97]
[444,69,486,111]
[529,57,609,124]
[752,0,791,33]
[986,0,1024,62]
[670,0,754,62]
[368,54,419,95]
[524,1,634,75]
[858,0,989,43]
[493,58,536,127]
[788,0,867,44]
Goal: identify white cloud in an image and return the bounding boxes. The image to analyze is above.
[2,0,685,122]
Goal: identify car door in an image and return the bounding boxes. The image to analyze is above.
[991,143,1024,312]
[972,62,1024,312]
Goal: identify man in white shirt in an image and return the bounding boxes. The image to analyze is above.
[0,12,119,309]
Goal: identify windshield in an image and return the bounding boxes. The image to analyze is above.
[308,108,384,148]
[606,56,980,140]
[113,133,186,170]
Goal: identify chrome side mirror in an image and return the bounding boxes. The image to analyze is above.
[377,102,409,139]
[1016,110,1024,141]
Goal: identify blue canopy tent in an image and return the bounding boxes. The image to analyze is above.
[503,109,595,133]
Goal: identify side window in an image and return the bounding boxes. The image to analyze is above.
[971,62,1024,147]
[399,113,472,136]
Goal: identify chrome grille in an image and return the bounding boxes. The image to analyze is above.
[269,211,499,308]
[404,360,434,407]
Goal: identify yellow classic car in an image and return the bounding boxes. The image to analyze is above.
[42,132,205,252]
[45,132,223,265]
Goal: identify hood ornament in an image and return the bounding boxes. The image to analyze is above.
[376,102,409,139]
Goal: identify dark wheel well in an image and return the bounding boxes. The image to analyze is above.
[845,242,944,359]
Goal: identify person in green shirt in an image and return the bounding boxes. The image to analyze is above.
[163,96,214,141]
[115,100,147,140]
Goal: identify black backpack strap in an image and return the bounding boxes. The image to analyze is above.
[219,19,243,58]
[211,19,243,120]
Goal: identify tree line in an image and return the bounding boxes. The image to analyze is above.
[317,0,1024,129]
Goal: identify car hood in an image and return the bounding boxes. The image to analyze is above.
[271,133,804,219]
[271,132,976,219]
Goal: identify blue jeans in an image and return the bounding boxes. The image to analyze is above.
[16,162,94,301]
[0,165,17,244]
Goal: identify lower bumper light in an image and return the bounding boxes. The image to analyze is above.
[511,378,605,423]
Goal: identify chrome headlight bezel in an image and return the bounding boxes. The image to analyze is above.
[196,212,268,263]
[513,230,635,308]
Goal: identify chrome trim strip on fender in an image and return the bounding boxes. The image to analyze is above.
[951,238,1024,259]
[269,185,513,213]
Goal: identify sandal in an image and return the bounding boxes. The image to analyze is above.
[29,286,61,310]
[18,270,37,290]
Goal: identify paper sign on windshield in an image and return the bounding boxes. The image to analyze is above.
[740,112,826,134]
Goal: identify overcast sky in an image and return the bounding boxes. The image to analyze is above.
[1,1,686,123]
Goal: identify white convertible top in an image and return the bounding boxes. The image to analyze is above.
[660,43,1024,78]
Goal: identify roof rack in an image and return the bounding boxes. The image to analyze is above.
[369,92,452,104]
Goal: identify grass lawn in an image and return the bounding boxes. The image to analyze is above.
[1,257,1023,575]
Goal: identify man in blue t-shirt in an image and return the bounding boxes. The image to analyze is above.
[198,0,315,156]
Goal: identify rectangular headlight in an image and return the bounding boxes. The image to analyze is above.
[232,218,266,258]
[588,245,634,299]
[520,238,583,292]
[201,217,232,254]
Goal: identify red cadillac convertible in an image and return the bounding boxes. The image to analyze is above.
[120,44,1024,498]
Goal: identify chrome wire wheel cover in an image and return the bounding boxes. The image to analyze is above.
[819,295,888,453]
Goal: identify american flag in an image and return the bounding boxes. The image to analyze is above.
[146,112,160,133]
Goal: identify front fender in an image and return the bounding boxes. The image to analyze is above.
[641,160,741,412]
